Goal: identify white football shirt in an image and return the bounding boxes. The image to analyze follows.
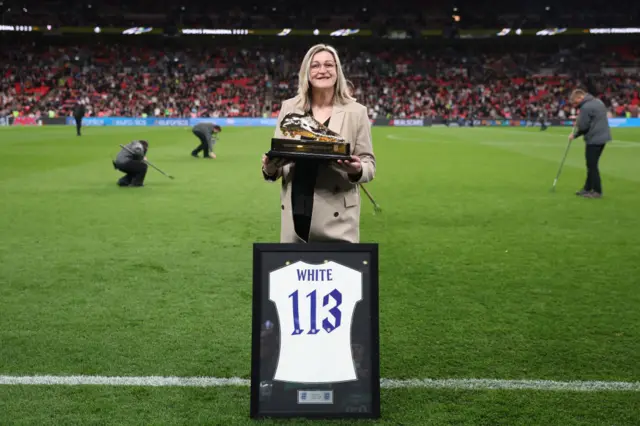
[269,260,362,384]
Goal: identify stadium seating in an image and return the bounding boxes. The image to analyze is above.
[2,42,640,120]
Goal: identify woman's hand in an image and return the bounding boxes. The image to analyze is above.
[262,154,290,176]
[337,155,362,178]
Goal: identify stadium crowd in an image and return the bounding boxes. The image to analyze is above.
[2,43,640,121]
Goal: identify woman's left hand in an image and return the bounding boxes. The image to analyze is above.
[337,155,362,176]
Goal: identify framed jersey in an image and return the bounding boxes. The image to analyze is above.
[250,243,380,419]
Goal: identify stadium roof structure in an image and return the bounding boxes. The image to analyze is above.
[0,0,637,32]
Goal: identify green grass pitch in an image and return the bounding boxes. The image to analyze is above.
[1,125,639,425]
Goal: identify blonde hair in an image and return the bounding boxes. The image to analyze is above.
[570,89,587,102]
[346,79,355,96]
[296,44,355,111]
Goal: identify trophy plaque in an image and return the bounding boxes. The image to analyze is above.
[267,113,352,161]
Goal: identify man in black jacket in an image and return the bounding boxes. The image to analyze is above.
[539,109,548,131]
[568,89,612,198]
[73,101,86,136]
[191,123,221,159]
[113,140,149,187]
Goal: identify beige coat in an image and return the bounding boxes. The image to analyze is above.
[263,95,376,243]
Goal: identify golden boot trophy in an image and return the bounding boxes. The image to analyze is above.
[267,113,351,160]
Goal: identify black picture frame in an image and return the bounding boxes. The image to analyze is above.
[250,243,380,420]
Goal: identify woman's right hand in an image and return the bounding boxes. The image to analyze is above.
[262,155,290,176]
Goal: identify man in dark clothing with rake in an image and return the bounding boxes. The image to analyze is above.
[568,89,612,199]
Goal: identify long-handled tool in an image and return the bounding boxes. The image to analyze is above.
[360,184,382,213]
[119,144,175,180]
[550,138,572,192]
[550,123,577,192]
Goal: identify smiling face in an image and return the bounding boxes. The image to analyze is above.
[308,50,337,90]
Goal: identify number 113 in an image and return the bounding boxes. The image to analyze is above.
[289,289,342,335]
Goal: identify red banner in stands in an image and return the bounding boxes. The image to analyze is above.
[12,117,40,126]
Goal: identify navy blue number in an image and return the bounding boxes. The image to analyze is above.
[288,290,304,335]
[306,290,320,334]
[289,289,343,335]
[322,289,342,333]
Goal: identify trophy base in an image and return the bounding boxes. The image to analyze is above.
[267,138,351,161]
[266,150,352,161]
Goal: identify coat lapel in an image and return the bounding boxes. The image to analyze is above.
[291,98,305,115]
[328,104,345,137]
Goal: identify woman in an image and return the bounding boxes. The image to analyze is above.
[262,44,376,243]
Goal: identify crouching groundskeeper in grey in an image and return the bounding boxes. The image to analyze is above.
[113,140,149,187]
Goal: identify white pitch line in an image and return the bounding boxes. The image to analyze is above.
[0,375,247,387]
[380,378,640,392]
[0,375,639,392]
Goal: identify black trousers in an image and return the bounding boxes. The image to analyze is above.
[191,130,210,157]
[584,144,606,194]
[116,160,148,186]
[74,116,83,135]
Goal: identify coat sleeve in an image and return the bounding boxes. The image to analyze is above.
[262,103,287,182]
[349,106,376,184]
[574,104,593,138]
